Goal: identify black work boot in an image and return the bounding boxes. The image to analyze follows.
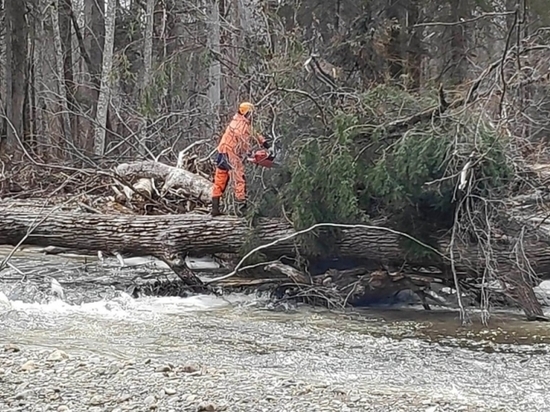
[211,197,221,216]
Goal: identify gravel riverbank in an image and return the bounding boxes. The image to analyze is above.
[2,250,550,412]
[2,295,550,412]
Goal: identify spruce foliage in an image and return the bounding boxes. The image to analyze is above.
[253,85,512,256]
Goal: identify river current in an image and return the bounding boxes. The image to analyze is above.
[1,247,550,411]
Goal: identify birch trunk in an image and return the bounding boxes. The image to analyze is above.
[114,160,213,204]
[93,0,116,156]
[138,0,155,156]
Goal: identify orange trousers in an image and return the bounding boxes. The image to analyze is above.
[212,152,246,201]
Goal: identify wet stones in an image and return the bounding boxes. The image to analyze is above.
[47,350,69,362]
[117,393,132,403]
[4,343,20,353]
[105,362,120,376]
[144,395,157,409]
[181,362,201,374]
[88,395,104,406]
[155,364,172,373]
[163,387,176,395]
[197,401,218,411]
[20,360,37,371]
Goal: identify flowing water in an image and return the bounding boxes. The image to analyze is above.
[1,247,550,412]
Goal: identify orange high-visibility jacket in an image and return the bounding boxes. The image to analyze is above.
[217,113,265,158]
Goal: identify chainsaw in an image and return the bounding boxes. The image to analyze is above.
[248,139,279,169]
[248,147,277,168]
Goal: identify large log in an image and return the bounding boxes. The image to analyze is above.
[0,207,451,285]
[0,205,548,276]
[1,204,550,319]
[114,161,213,204]
[0,209,401,261]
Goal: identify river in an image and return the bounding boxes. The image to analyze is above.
[1,247,550,411]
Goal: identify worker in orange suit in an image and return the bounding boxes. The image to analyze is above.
[211,102,270,216]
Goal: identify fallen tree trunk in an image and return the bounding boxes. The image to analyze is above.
[1,205,549,318]
[0,206,548,277]
[0,209,402,260]
[0,207,458,287]
[114,161,213,204]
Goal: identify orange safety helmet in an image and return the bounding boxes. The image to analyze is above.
[238,102,254,116]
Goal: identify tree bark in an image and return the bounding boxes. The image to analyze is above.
[32,0,51,160]
[81,0,105,154]
[1,204,550,278]
[93,0,116,156]
[59,0,78,149]
[447,0,470,84]
[3,0,28,155]
[0,203,549,317]
[207,0,222,133]
[405,0,422,90]
[138,0,155,156]
[52,0,73,153]
[114,160,213,204]
[0,208,393,262]
[385,4,403,82]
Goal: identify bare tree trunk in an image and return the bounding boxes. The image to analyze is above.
[219,0,241,112]
[447,0,470,84]
[59,0,79,152]
[405,0,422,90]
[385,4,404,82]
[0,2,5,139]
[83,0,105,154]
[94,0,116,156]
[3,0,28,156]
[51,0,73,157]
[2,0,13,155]
[207,0,222,134]
[138,0,155,156]
[32,0,49,160]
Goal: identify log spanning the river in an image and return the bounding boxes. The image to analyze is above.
[0,206,546,276]
[0,208,411,278]
[0,204,549,319]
